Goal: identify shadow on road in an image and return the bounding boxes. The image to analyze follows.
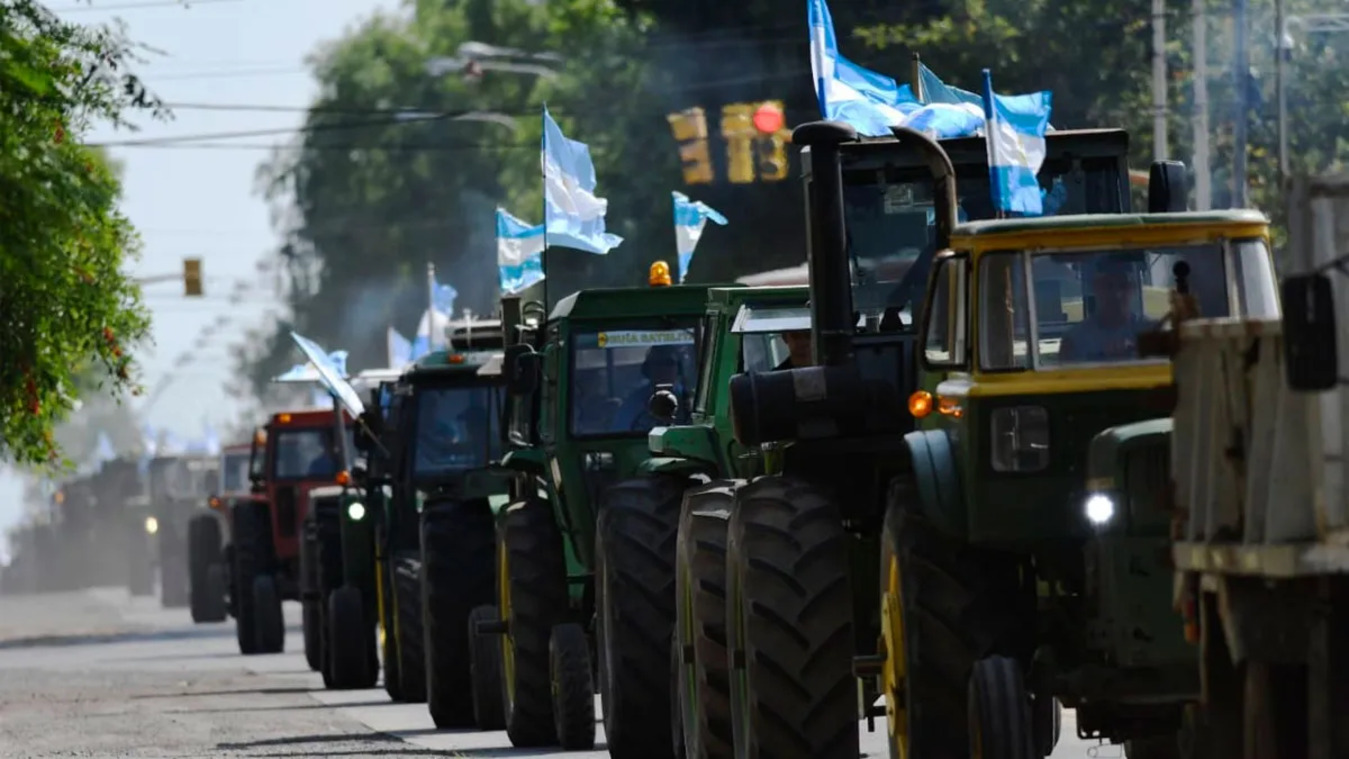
[218,733,401,750]
[0,624,237,650]
[132,685,318,699]
[176,699,394,714]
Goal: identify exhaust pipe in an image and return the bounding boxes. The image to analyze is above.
[793,121,858,367]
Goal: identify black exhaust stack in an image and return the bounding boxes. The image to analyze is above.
[794,121,858,367]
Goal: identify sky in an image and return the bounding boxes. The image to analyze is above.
[0,0,403,555]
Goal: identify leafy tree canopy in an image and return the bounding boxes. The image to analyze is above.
[0,0,156,466]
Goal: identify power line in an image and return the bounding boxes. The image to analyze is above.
[52,0,244,12]
[86,109,517,146]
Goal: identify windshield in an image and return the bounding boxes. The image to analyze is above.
[570,324,698,436]
[730,305,811,373]
[221,452,250,493]
[978,239,1279,370]
[844,156,1122,324]
[412,385,502,477]
[271,426,354,480]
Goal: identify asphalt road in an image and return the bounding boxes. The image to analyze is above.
[0,588,1119,758]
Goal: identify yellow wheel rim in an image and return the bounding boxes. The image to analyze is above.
[498,536,516,703]
[881,552,909,758]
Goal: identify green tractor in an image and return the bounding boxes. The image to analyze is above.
[482,277,712,753]
[716,117,1277,759]
[362,325,511,731]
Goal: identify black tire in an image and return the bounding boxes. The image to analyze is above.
[303,601,323,672]
[1033,695,1063,757]
[725,476,858,759]
[968,656,1036,759]
[1125,736,1181,759]
[498,498,569,748]
[595,475,686,759]
[674,480,738,759]
[469,605,506,730]
[379,558,403,701]
[393,556,426,703]
[421,498,497,728]
[327,585,377,689]
[252,574,285,654]
[188,515,226,623]
[550,622,596,751]
[882,477,1027,759]
[231,503,271,656]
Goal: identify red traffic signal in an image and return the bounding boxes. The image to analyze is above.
[752,103,785,135]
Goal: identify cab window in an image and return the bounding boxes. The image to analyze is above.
[568,323,698,437]
[922,255,969,367]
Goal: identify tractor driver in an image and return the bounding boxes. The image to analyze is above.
[612,344,689,431]
[1059,258,1147,364]
[775,330,813,370]
[305,434,341,477]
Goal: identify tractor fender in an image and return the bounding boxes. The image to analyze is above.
[637,456,714,479]
[902,429,966,538]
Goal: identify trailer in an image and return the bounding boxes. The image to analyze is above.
[1169,174,1349,759]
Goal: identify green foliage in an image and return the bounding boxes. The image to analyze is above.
[0,0,155,466]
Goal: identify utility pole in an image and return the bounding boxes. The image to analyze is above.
[1192,0,1211,209]
[1152,0,1169,161]
[1232,0,1250,208]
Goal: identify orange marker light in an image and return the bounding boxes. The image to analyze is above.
[335,470,351,486]
[908,390,933,418]
[649,260,672,287]
[209,497,221,508]
[937,396,963,418]
[448,354,465,364]
[278,413,291,424]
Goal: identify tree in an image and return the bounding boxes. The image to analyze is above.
[0,0,156,466]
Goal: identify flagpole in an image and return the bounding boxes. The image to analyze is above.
[911,52,925,103]
[426,261,437,351]
[540,104,550,312]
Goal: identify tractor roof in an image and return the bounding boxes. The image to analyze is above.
[705,284,809,310]
[405,348,502,380]
[549,283,722,321]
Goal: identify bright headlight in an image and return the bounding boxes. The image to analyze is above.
[144,516,159,535]
[1084,493,1115,525]
[347,502,366,521]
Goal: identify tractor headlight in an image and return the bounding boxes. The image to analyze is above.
[990,406,1050,473]
[144,516,159,535]
[347,501,366,521]
[1084,492,1116,526]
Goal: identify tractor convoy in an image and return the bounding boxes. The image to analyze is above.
[20,109,1338,759]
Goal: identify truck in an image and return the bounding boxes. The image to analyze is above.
[1156,173,1349,759]
[232,408,352,655]
[703,116,1256,759]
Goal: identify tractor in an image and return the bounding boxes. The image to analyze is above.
[481,275,712,753]
[716,116,1264,759]
[188,442,250,624]
[146,454,218,609]
[362,329,511,728]
[231,408,353,655]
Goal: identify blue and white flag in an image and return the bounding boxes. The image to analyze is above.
[808,0,921,137]
[541,106,623,255]
[94,432,116,465]
[432,277,457,317]
[140,423,157,458]
[273,349,349,382]
[290,332,365,417]
[980,69,1053,216]
[202,423,221,456]
[496,207,546,294]
[387,326,413,368]
[672,192,728,284]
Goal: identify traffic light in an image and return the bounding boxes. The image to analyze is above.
[720,103,756,184]
[755,132,790,182]
[667,108,713,185]
[183,258,202,296]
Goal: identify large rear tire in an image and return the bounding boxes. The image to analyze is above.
[188,514,226,623]
[498,498,569,748]
[469,604,506,730]
[882,477,1028,759]
[393,556,426,702]
[674,480,738,759]
[725,476,858,759]
[231,502,271,656]
[421,498,496,728]
[596,475,686,759]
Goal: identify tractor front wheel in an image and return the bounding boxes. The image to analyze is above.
[251,574,285,654]
[392,556,426,703]
[188,514,226,623]
[674,480,738,759]
[468,605,506,730]
[231,503,272,656]
[595,475,686,759]
[421,498,496,728]
[378,558,402,701]
[725,476,858,759]
[326,585,376,689]
[968,656,1036,759]
[497,498,568,748]
[550,622,596,751]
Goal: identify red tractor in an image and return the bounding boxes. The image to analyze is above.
[231,409,352,654]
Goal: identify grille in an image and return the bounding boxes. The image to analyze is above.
[1123,441,1172,534]
[275,485,298,538]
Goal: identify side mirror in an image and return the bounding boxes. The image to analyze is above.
[1282,272,1339,392]
[1148,160,1189,213]
[647,384,679,423]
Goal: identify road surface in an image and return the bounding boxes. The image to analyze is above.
[0,588,1119,757]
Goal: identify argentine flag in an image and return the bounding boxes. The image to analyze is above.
[808,0,920,136]
[387,326,413,368]
[980,69,1053,216]
[541,106,623,255]
[290,332,365,417]
[496,208,546,294]
[432,276,457,317]
[672,192,727,283]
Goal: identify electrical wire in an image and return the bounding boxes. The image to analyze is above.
[52,0,244,12]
